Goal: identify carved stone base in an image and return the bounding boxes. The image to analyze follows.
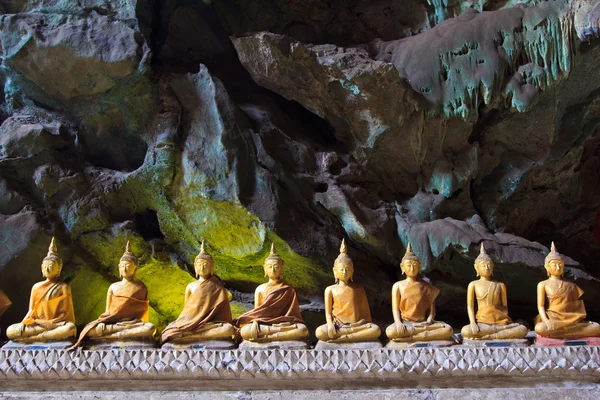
[385,340,455,348]
[462,338,530,347]
[238,340,308,350]
[1,340,74,350]
[161,339,237,350]
[535,336,600,346]
[84,338,157,350]
[315,340,383,350]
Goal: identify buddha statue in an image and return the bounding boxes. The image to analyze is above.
[234,244,308,344]
[6,238,76,343]
[160,241,235,346]
[315,239,380,344]
[71,242,155,348]
[461,244,528,341]
[0,289,11,321]
[534,242,600,340]
[385,243,453,344]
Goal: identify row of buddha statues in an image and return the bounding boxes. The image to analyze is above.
[1,237,600,349]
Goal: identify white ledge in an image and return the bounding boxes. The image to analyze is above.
[1,346,599,390]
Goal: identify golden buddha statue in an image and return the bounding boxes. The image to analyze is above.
[534,242,600,340]
[72,242,155,348]
[315,239,380,343]
[234,244,308,344]
[461,244,528,341]
[6,238,76,343]
[385,243,453,344]
[160,241,235,346]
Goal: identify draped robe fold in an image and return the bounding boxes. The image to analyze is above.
[399,280,439,322]
[331,284,372,327]
[23,281,75,328]
[73,282,149,347]
[535,280,586,328]
[475,281,512,325]
[234,281,304,327]
[159,276,232,344]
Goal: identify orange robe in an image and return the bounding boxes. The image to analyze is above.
[73,281,149,347]
[331,284,372,327]
[399,280,439,322]
[234,281,304,327]
[476,282,512,325]
[535,280,586,328]
[0,289,11,319]
[159,276,232,344]
[23,281,75,328]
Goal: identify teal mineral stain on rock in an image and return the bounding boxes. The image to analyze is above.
[340,79,361,95]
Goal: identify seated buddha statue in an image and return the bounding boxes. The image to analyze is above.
[315,239,380,343]
[6,238,76,343]
[385,243,453,343]
[160,241,235,345]
[534,242,600,339]
[71,242,155,347]
[234,244,308,343]
[461,244,528,341]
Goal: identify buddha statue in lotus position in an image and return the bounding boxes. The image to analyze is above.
[385,243,453,343]
[234,244,308,343]
[534,242,600,339]
[72,242,155,347]
[315,239,380,343]
[6,238,76,342]
[160,241,235,345]
[461,244,528,341]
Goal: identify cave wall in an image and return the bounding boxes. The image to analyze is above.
[1,0,600,333]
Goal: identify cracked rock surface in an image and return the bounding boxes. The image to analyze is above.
[1,0,600,333]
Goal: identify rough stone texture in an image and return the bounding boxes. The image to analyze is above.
[2,0,600,340]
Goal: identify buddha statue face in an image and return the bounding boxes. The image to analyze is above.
[401,259,421,278]
[545,258,564,278]
[333,260,354,283]
[194,258,214,279]
[41,259,61,280]
[475,259,494,278]
[119,260,138,280]
[264,260,284,280]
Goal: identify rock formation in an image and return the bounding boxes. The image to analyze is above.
[1,0,600,332]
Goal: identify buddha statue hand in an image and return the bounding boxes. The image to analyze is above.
[327,323,336,338]
[470,322,480,335]
[395,322,408,337]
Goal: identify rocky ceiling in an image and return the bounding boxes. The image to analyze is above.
[0,0,600,332]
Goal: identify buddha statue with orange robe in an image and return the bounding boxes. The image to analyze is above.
[72,242,155,347]
[385,243,453,343]
[461,244,528,341]
[315,239,380,343]
[534,242,600,339]
[0,290,11,333]
[6,238,76,342]
[234,244,308,343]
[160,241,234,345]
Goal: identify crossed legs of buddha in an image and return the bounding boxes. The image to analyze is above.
[240,321,308,342]
[6,322,76,342]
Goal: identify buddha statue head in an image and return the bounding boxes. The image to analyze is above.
[544,242,564,278]
[119,241,139,281]
[42,237,63,280]
[400,243,421,278]
[333,239,354,284]
[194,240,214,279]
[264,243,284,280]
[474,243,493,278]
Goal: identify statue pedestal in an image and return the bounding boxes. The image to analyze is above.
[315,341,382,350]
[161,339,236,350]
[385,340,454,348]
[2,340,74,350]
[238,340,308,350]
[462,338,530,347]
[535,336,600,346]
[84,339,157,350]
